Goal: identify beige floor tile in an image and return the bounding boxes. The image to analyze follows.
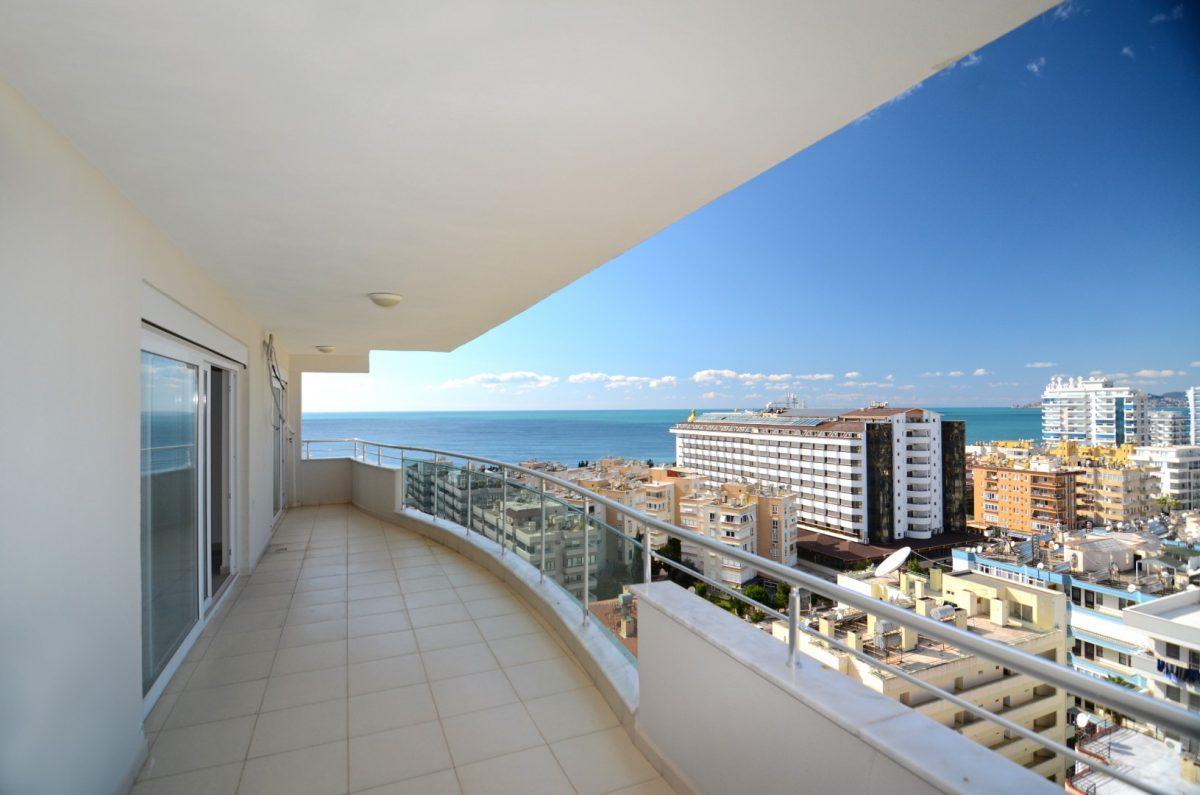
[430,669,519,718]
[271,639,347,676]
[349,558,393,575]
[349,610,411,638]
[296,575,347,593]
[395,564,443,580]
[421,642,498,682]
[349,653,426,696]
[348,630,418,664]
[349,595,407,617]
[231,594,293,616]
[144,692,179,733]
[187,651,276,690]
[608,778,676,795]
[392,555,438,570]
[462,596,525,620]
[240,581,297,599]
[399,575,453,594]
[239,739,348,795]
[163,662,197,694]
[399,588,460,609]
[249,698,348,758]
[290,588,347,608]
[262,666,348,712]
[348,581,402,601]
[164,680,267,729]
[140,715,255,779]
[349,720,452,792]
[279,619,347,649]
[523,687,618,743]
[286,603,347,626]
[407,602,471,629]
[504,657,590,701]
[474,612,542,641]
[441,702,544,766]
[455,745,574,795]
[352,768,460,795]
[218,608,287,635]
[129,762,243,795]
[348,570,399,587]
[414,621,483,652]
[486,631,564,668]
[550,727,658,795]
[205,627,282,659]
[349,683,437,736]
[455,583,509,602]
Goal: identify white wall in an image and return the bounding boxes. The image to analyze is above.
[634,582,1059,795]
[0,78,285,794]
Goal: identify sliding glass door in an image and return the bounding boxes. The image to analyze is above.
[140,329,239,697]
[140,350,201,693]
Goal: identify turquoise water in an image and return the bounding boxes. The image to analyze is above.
[303,407,1040,465]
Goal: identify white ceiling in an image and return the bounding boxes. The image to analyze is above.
[0,1,1053,354]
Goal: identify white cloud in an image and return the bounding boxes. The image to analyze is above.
[960,52,982,68]
[884,373,894,381]
[972,368,991,376]
[1190,361,1200,368]
[1121,46,1135,59]
[844,371,860,378]
[1133,368,1186,378]
[920,371,943,377]
[1052,2,1080,21]
[989,381,1020,388]
[948,370,965,377]
[1151,5,1183,23]
[1027,57,1046,75]
[700,391,719,400]
[691,369,737,383]
[567,372,607,384]
[440,371,558,390]
[1025,361,1057,368]
[853,81,923,125]
[571,372,677,390]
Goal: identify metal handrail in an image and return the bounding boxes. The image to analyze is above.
[301,438,1200,747]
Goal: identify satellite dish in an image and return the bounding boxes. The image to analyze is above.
[1127,584,1137,593]
[1076,712,1091,729]
[875,547,913,578]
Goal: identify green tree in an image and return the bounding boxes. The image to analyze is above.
[646,458,655,467]
[748,609,766,624]
[1157,495,1181,513]
[773,583,791,611]
[742,583,770,606]
[905,558,924,574]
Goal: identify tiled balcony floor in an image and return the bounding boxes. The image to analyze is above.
[135,505,671,795]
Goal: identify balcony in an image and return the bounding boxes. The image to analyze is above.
[278,441,1200,794]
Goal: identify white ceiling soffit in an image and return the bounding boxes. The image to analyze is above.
[0,2,1054,354]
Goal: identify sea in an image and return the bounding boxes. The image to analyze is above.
[302,407,1041,465]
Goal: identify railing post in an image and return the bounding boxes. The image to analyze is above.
[466,464,473,537]
[377,445,381,466]
[788,587,800,668]
[500,468,508,555]
[582,499,590,625]
[432,458,439,519]
[399,450,406,510]
[539,480,546,583]
[643,522,653,585]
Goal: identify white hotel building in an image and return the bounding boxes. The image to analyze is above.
[671,406,967,545]
[1041,376,1149,446]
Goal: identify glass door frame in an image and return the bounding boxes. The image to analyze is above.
[140,325,240,712]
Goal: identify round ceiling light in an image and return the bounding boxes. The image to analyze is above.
[315,345,336,354]
[367,292,403,307]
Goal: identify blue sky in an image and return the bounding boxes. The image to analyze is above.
[305,1,1200,413]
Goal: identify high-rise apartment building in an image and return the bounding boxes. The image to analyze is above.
[1042,376,1149,445]
[671,406,966,545]
[1131,446,1200,510]
[677,486,759,589]
[1150,410,1191,447]
[1190,386,1200,445]
[972,463,1078,533]
[1074,463,1159,527]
